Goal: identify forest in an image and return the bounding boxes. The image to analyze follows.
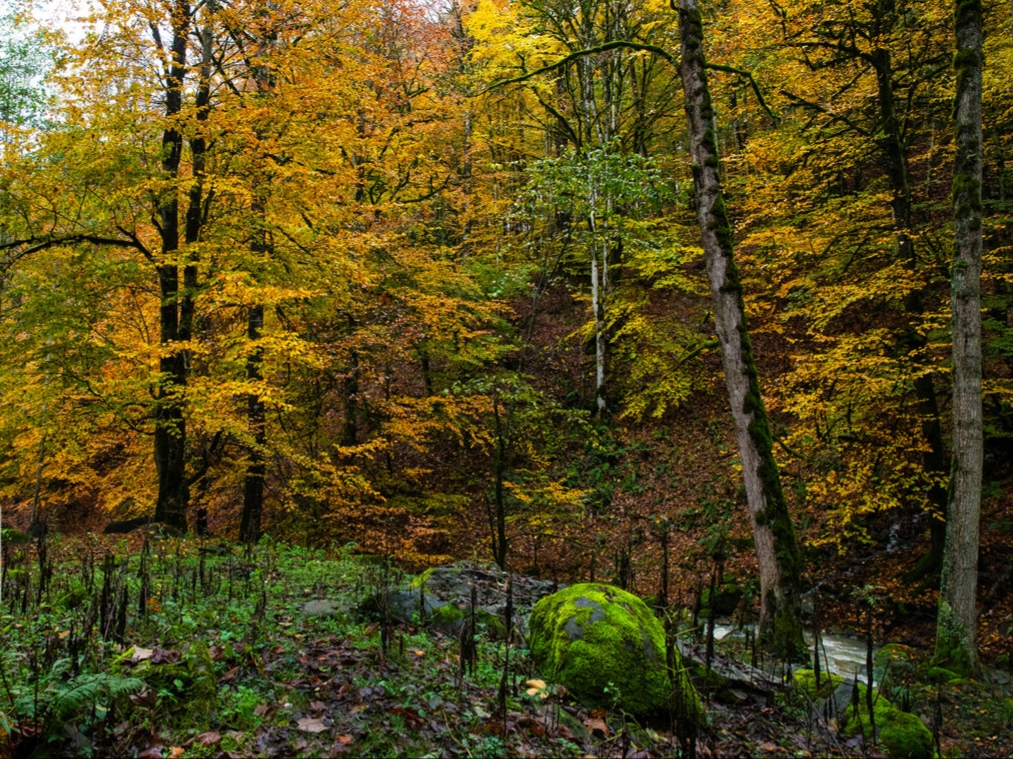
[0,0,1011,756]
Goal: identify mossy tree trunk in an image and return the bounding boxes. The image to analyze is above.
[676,0,805,659]
[936,0,984,676]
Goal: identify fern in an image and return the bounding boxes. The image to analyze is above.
[14,672,143,735]
[52,674,143,722]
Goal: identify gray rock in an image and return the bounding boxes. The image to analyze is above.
[416,561,566,638]
[358,561,566,639]
[379,589,449,624]
[816,681,857,722]
[301,600,343,618]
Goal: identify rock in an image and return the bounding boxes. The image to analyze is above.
[301,600,343,618]
[415,561,564,637]
[528,583,701,722]
[794,669,932,759]
[822,681,856,722]
[359,589,449,625]
[679,640,784,697]
[420,562,563,612]
[982,665,1012,686]
[360,561,566,639]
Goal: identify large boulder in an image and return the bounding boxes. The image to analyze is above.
[529,583,701,721]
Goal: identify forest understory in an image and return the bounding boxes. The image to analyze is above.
[2,534,1013,759]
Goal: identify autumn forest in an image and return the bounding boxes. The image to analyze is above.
[0,0,1011,755]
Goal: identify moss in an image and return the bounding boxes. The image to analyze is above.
[529,583,701,722]
[428,602,466,635]
[476,609,507,639]
[431,603,464,623]
[794,670,930,757]
[839,682,933,759]
[409,567,436,589]
[879,710,934,759]
[876,644,914,666]
[924,666,962,684]
[792,668,844,700]
[933,600,974,677]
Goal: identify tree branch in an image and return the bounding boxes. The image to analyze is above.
[481,40,779,122]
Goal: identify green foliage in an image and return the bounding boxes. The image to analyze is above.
[0,2,53,134]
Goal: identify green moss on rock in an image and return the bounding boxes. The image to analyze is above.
[793,670,931,758]
[879,710,934,759]
[528,583,701,722]
[792,668,844,700]
[409,567,436,589]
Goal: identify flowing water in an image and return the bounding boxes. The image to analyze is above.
[713,624,875,683]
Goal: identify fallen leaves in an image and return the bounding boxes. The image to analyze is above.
[195,732,221,746]
[584,716,609,739]
[389,706,426,728]
[130,647,154,663]
[296,717,329,734]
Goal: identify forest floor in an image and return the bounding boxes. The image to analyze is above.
[2,534,1012,758]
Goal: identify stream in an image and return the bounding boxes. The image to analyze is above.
[713,624,875,683]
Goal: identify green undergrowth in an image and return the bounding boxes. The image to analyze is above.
[0,534,670,758]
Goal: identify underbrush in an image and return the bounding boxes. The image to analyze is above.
[2,529,1010,758]
[0,531,618,757]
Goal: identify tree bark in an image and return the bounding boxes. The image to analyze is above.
[239,18,275,544]
[870,37,950,574]
[153,1,191,531]
[937,0,984,676]
[239,303,266,544]
[677,0,805,658]
[588,193,608,416]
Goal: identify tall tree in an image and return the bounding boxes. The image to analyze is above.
[677,0,805,657]
[936,0,984,675]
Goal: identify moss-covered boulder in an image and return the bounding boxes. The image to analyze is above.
[793,670,932,759]
[529,583,701,722]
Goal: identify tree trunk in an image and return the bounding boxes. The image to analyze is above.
[239,303,266,544]
[153,2,190,531]
[937,0,984,676]
[239,21,275,544]
[871,40,950,574]
[491,394,508,569]
[677,0,804,658]
[588,196,607,416]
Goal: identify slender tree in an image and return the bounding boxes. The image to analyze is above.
[152,0,193,531]
[676,0,805,657]
[936,0,984,675]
